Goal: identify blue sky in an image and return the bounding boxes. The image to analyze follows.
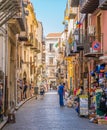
[30,0,67,36]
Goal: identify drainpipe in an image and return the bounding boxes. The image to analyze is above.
[15,34,18,107]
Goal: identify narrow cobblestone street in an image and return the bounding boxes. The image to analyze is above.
[2,91,107,130]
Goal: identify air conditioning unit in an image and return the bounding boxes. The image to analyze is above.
[88,26,95,35]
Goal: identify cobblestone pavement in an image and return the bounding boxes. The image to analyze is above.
[2,91,107,130]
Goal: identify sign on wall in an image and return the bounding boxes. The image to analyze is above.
[79,95,88,116]
[92,41,101,50]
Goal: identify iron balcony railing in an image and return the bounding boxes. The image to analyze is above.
[0,0,20,27]
[79,0,88,6]
[0,0,28,30]
[18,31,28,42]
[31,38,38,50]
[80,0,99,14]
[68,7,77,19]
[84,34,103,57]
[99,0,107,4]
[99,0,107,10]
[65,43,76,57]
[14,0,28,31]
[70,0,79,7]
[29,32,33,44]
[73,29,85,51]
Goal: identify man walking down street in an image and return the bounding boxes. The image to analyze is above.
[58,83,65,107]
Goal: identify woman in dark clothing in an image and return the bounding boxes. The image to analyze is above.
[40,87,45,99]
[34,86,39,99]
[23,82,28,99]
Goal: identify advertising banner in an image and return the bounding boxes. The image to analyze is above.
[79,95,88,116]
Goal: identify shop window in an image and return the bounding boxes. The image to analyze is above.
[0,83,3,122]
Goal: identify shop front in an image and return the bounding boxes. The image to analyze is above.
[89,63,107,123]
[0,70,4,123]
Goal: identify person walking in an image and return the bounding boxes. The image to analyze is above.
[40,86,45,99]
[23,82,28,99]
[34,86,39,99]
[58,83,65,107]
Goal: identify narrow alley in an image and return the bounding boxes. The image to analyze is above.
[2,91,107,130]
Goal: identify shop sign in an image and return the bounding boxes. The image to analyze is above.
[92,41,101,50]
[79,95,88,116]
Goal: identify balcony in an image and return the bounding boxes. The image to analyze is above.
[30,38,38,50]
[76,41,84,51]
[0,0,20,27]
[80,0,99,14]
[68,7,77,19]
[24,32,33,46]
[73,29,84,51]
[99,0,107,10]
[65,42,76,58]
[18,31,28,41]
[84,34,103,57]
[65,50,76,58]
[14,0,27,31]
[70,0,79,7]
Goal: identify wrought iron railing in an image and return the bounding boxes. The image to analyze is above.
[79,0,88,7]
[73,29,85,50]
[0,0,20,27]
[68,7,77,19]
[99,0,107,9]
[83,34,103,55]
[70,0,79,7]
[14,0,28,31]
[99,0,107,5]
[79,0,99,13]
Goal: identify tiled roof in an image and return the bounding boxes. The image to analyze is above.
[46,33,62,38]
